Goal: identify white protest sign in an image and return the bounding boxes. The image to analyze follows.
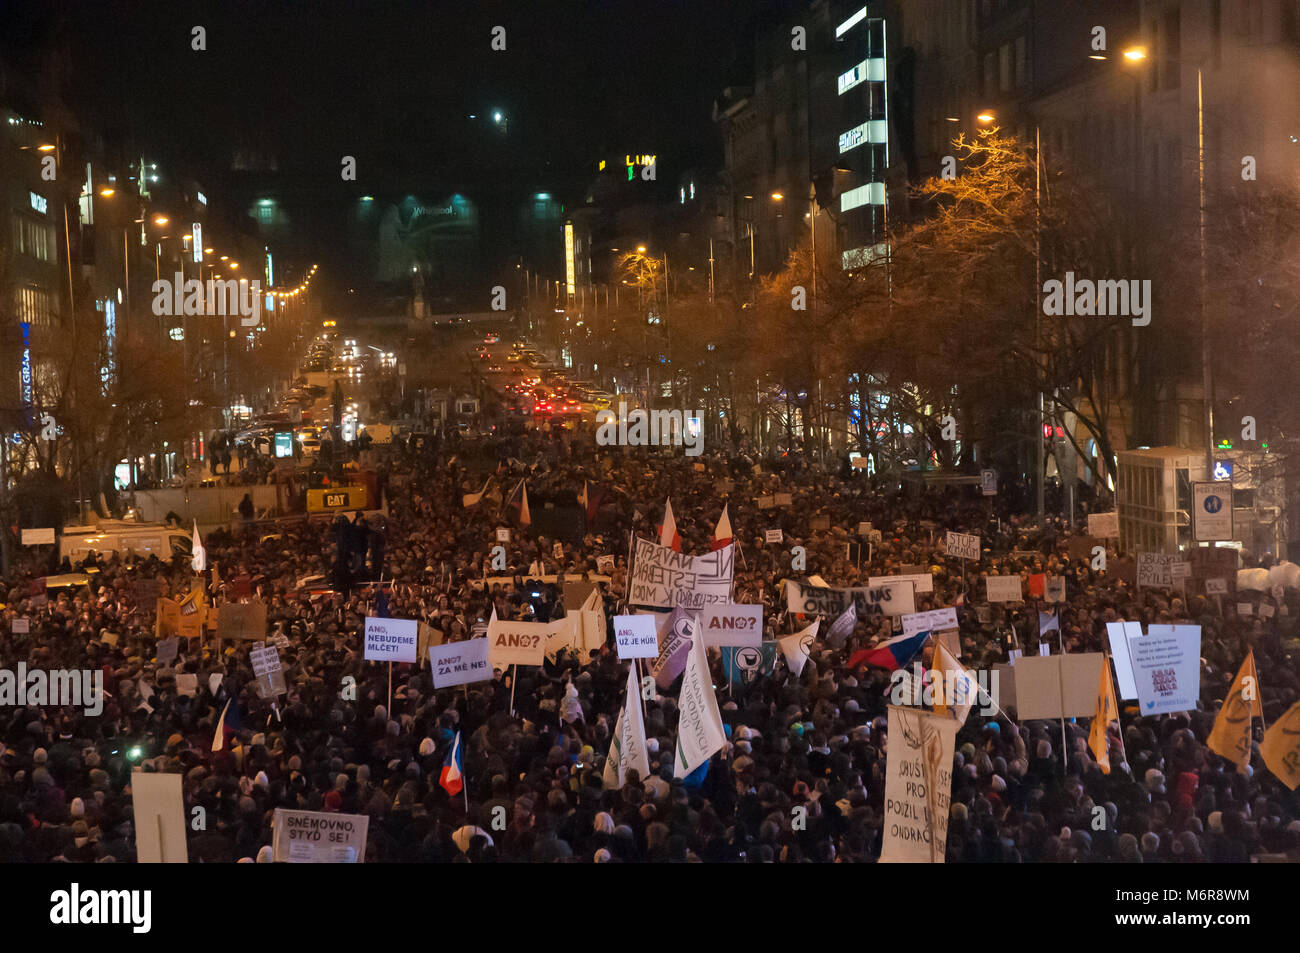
[272,808,369,863]
[629,538,734,610]
[901,607,959,638]
[249,643,287,698]
[1013,654,1104,719]
[1206,578,1228,595]
[363,617,419,663]
[1236,602,1253,617]
[613,614,659,659]
[596,554,615,573]
[11,617,30,635]
[1087,512,1119,538]
[945,532,980,561]
[496,528,511,543]
[880,707,956,864]
[765,529,783,544]
[1106,620,1144,700]
[1136,553,1175,588]
[984,575,1022,603]
[430,638,493,688]
[1193,482,1233,542]
[1130,624,1201,715]
[870,573,934,595]
[701,603,763,649]
[786,579,915,618]
[486,617,549,667]
[21,528,55,546]
[131,770,189,863]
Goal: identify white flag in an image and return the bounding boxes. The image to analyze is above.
[673,617,726,778]
[826,603,856,648]
[779,619,819,678]
[191,520,206,573]
[580,587,606,653]
[603,664,651,789]
[212,698,230,752]
[462,477,491,508]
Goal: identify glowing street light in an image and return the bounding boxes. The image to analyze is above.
[977,112,996,124]
[1123,46,1148,61]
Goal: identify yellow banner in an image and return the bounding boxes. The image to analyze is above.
[306,486,368,512]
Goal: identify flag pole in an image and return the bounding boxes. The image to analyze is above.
[634,658,648,725]
[508,663,517,717]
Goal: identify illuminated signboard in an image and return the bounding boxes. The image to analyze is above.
[839,122,868,153]
[29,192,47,214]
[564,223,576,296]
[19,322,33,426]
[191,223,203,262]
[274,432,293,458]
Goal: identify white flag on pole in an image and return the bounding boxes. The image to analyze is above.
[779,619,819,678]
[602,664,651,789]
[673,618,726,778]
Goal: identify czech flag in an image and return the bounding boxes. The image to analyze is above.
[440,731,464,796]
[846,630,931,672]
[712,504,732,551]
[657,499,681,552]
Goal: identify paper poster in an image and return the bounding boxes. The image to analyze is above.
[629,538,734,610]
[217,599,268,641]
[1044,576,1066,602]
[1136,553,1176,588]
[945,532,980,561]
[984,575,1023,603]
[1129,625,1201,715]
[786,580,915,618]
[701,603,763,649]
[1087,512,1119,538]
[1106,621,1143,700]
[765,529,783,544]
[901,607,958,638]
[272,808,368,863]
[613,614,659,659]
[363,617,419,663]
[879,707,956,864]
[1012,654,1105,719]
[869,573,934,595]
[430,638,493,688]
[486,617,550,667]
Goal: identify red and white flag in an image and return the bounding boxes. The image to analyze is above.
[657,499,681,552]
[712,503,733,551]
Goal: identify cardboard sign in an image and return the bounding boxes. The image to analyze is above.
[249,643,287,698]
[11,618,29,635]
[596,554,615,573]
[1136,552,1176,588]
[131,771,189,863]
[628,538,734,611]
[945,532,980,561]
[1130,625,1201,715]
[417,622,444,667]
[1087,512,1119,538]
[756,495,775,509]
[984,575,1023,603]
[869,573,933,595]
[902,607,959,638]
[1012,653,1105,719]
[1044,576,1066,603]
[21,527,55,545]
[613,614,659,659]
[774,492,793,507]
[272,808,368,864]
[217,600,267,641]
[786,580,916,618]
[879,707,957,864]
[430,638,493,688]
[765,529,783,544]
[486,617,549,667]
[701,603,763,649]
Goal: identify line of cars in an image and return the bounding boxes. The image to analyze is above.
[477,337,614,421]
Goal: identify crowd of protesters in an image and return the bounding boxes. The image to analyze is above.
[1,427,1297,864]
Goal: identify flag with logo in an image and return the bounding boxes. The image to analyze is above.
[191,520,206,572]
[1088,656,1121,773]
[673,620,726,778]
[602,664,651,790]
[1207,649,1262,773]
[721,642,777,692]
[1261,699,1300,790]
[825,602,856,649]
[779,619,818,677]
[931,641,980,727]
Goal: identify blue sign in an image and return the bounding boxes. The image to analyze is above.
[1202,494,1224,514]
[1213,460,1234,481]
[19,322,33,427]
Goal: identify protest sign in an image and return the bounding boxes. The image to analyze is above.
[774,492,793,507]
[1087,512,1119,538]
[417,622,444,667]
[810,515,830,532]
[785,579,915,618]
[272,808,368,863]
[984,575,1023,603]
[901,607,959,638]
[11,618,29,635]
[1136,552,1176,588]
[945,532,980,561]
[596,554,615,573]
[629,538,734,610]
[1105,621,1144,700]
[869,572,934,595]
[857,522,872,536]
[250,643,287,698]
[486,617,549,667]
[131,771,188,863]
[701,603,763,649]
[651,608,696,688]
[430,638,493,688]
[20,527,55,546]
[1130,625,1201,715]
[1012,654,1105,719]
[496,528,511,543]
[217,599,267,641]
[765,528,783,544]
[156,636,179,666]
[614,614,659,659]
[1044,575,1066,603]
[1205,577,1227,595]
[880,707,956,864]
[363,617,418,663]
[756,495,775,509]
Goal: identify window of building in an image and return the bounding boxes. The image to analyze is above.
[999,42,1013,91]
[14,286,56,327]
[1015,34,1027,87]
[12,215,52,261]
[257,204,273,226]
[983,52,996,94]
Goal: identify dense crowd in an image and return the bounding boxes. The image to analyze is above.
[1,429,1298,863]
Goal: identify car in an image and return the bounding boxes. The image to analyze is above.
[300,437,322,456]
[486,363,503,373]
[506,352,523,362]
[484,333,500,344]
[532,400,554,415]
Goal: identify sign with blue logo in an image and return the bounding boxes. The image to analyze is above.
[1193,481,1233,542]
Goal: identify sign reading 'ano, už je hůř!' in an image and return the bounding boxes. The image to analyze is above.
[701,603,763,649]
[363,617,418,663]
[272,808,368,863]
[613,614,659,659]
[879,706,957,864]
[629,538,734,610]
[429,638,492,688]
